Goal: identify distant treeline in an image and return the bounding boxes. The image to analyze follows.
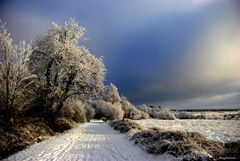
[171,108,240,112]
[147,105,240,112]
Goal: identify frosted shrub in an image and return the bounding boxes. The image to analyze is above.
[53,117,75,132]
[152,108,176,120]
[138,104,153,115]
[128,108,142,120]
[141,111,150,119]
[138,104,175,120]
[176,111,194,119]
[176,112,207,119]
[85,104,95,122]
[60,99,95,123]
[121,97,145,120]
[109,119,144,134]
[94,100,124,120]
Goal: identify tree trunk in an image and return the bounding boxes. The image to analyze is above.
[46,59,54,86]
[55,71,76,115]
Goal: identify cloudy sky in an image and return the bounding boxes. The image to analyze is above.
[0,0,239,108]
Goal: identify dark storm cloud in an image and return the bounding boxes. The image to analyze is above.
[0,0,240,108]
[105,0,240,108]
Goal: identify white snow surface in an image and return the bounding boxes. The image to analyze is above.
[4,119,239,161]
[135,119,240,142]
[4,120,174,161]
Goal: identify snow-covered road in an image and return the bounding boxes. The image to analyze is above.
[4,120,171,161]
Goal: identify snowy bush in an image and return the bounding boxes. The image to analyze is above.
[138,104,150,112]
[125,108,142,120]
[176,112,194,119]
[137,104,153,115]
[121,97,147,120]
[0,118,54,159]
[152,108,176,120]
[109,119,144,133]
[194,114,207,119]
[95,93,148,121]
[94,100,124,120]
[53,117,75,132]
[85,104,95,122]
[138,105,175,120]
[60,99,95,123]
[141,111,150,119]
[176,112,207,120]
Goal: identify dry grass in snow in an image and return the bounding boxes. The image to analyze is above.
[110,119,240,160]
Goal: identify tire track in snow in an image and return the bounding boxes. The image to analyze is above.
[4,120,170,161]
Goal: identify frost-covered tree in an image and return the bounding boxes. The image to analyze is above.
[0,21,35,124]
[104,83,121,103]
[30,19,106,117]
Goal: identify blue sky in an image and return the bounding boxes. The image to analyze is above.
[0,0,240,108]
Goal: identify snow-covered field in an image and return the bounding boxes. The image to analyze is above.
[4,119,239,161]
[135,119,240,142]
[4,120,174,161]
